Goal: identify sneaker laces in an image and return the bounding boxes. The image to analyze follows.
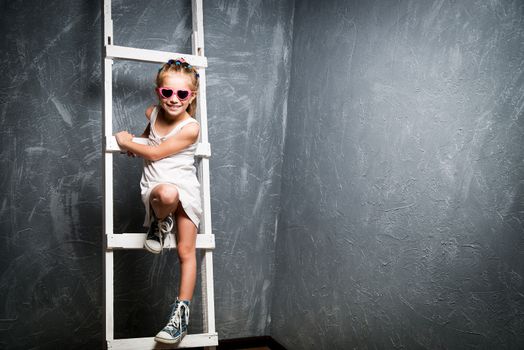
[159,215,174,235]
[147,219,160,240]
[158,215,173,248]
[166,302,189,332]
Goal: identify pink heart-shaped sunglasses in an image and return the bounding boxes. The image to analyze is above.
[156,87,194,101]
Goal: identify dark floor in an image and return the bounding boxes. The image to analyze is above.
[217,336,285,350]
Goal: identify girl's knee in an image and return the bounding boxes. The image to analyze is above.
[153,185,179,205]
[177,244,196,261]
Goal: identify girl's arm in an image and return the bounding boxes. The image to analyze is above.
[124,106,154,156]
[115,123,200,161]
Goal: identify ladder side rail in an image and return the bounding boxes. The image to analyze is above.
[103,52,116,343]
[105,251,115,342]
[192,0,217,340]
[195,70,212,233]
[102,0,114,340]
[103,58,114,236]
[192,0,205,57]
[201,249,216,334]
[103,0,113,46]
[192,0,211,234]
[102,0,114,233]
[103,0,115,342]
[197,128,215,337]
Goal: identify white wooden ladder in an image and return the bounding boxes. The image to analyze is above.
[102,0,218,348]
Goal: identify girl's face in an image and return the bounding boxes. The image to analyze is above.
[157,72,196,120]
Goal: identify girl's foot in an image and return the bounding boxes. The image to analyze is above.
[159,214,174,236]
[154,298,190,344]
[144,218,162,254]
[144,215,173,254]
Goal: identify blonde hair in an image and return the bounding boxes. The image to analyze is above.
[156,59,200,116]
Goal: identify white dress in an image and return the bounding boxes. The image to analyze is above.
[140,106,202,228]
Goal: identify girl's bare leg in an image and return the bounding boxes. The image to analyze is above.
[150,184,179,219]
[174,203,197,301]
[153,202,195,344]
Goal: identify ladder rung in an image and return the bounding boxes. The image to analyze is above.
[107,333,218,349]
[105,136,147,151]
[106,233,215,250]
[105,44,208,67]
[195,142,211,158]
[105,136,211,158]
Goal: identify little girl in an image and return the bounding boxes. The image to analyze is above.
[115,58,201,345]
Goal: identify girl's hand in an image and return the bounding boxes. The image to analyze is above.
[115,131,134,149]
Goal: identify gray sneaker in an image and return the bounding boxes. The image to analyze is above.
[159,214,174,236]
[144,214,173,254]
[144,218,162,254]
[155,299,190,344]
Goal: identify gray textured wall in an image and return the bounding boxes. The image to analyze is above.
[205,0,293,339]
[271,0,524,349]
[0,0,293,348]
[1,1,103,349]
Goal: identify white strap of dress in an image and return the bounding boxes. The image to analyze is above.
[149,106,159,124]
[163,117,198,139]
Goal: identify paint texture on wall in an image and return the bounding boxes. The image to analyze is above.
[271,0,524,349]
[0,1,103,349]
[205,0,294,338]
